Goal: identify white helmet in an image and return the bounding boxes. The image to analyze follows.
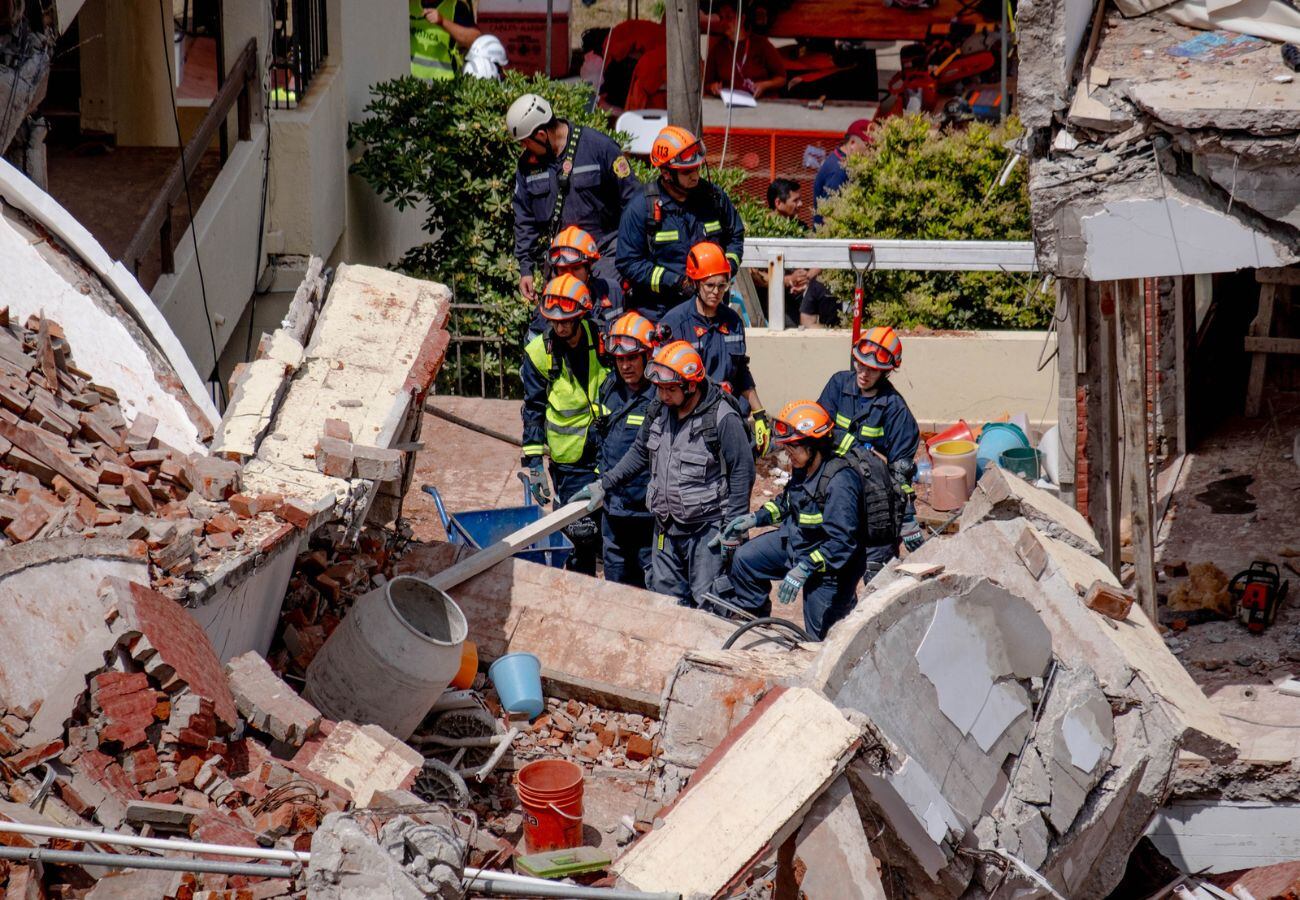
[506,93,553,142]
[464,34,508,80]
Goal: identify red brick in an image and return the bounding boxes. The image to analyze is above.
[322,418,352,442]
[625,735,654,761]
[253,804,296,842]
[92,671,151,701]
[123,746,161,787]
[206,532,238,551]
[99,722,149,750]
[275,500,313,530]
[189,808,260,851]
[177,755,204,786]
[205,513,243,536]
[4,502,49,542]
[7,739,64,771]
[72,749,142,803]
[99,690,162,721]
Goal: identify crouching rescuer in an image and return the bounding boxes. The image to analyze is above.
[575,341,755,606]
[521,274,609,575]
[715,400,903,640]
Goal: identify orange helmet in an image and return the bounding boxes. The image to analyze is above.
[773,400,835,444]
[650,126,705,170]
[606,311,656,357]
[646,340,705,385]
[685,242,730,282]
[540,273,593,321]
[549,226,601,268]
[853,325,903,371]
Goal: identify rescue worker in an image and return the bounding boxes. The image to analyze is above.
[659,241,771,454]
[594,312,658,587]
[716,401,868,639]
[816,325,924,565]
[576,341,755,605]
[617,126,745,323]
[508,94,639,305]
[409,0,481,80]
[521,274,610,575]
[527,226,625,341]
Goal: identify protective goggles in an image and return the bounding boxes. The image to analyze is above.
[645,361,684,385]
[606,334,651,356]
[854,338,900,369]
[772,418,809,444]
[542,293,585,315]
[668,143,705,169]
[548,247,591,267]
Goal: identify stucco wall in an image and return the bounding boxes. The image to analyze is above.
[747,329,1059,428]
[78,0,176,145]
[269,65,348,260]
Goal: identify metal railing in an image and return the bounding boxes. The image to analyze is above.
[122,38,260,279]
[444,302,513,399]
[741,237,1039,330]
[270,0,329,109]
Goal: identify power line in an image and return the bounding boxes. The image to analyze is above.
[156,0,226,407]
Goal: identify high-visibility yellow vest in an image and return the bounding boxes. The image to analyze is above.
[409,0,461,80]
[524,322,610,464]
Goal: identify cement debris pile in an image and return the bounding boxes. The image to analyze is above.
[512,698,660,772]
[609,469,1242,900]
[0,309,307,594]
[0,573,443,898]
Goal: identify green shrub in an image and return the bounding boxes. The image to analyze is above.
[350,72,804,394]
[817,114,1047,330]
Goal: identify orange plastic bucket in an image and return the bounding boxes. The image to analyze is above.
[516,759,584,852]
[450,640,478,690]
[925,420,974,451]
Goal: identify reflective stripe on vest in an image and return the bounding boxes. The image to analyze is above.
[797,512,824,526]
[523,322,609,464]
[861,424,884,438]
[410,0,461,80]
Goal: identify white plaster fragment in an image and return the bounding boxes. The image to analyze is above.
[971,681,1032,753]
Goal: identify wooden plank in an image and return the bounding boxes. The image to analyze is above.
[1255,266,1300,286]
[1245,283,1277,417]
[1093,281,1121,573]
[1245,335,1300,355]
[427,500,592,592]
[612,686,860,897]
[1118,278,1156,621]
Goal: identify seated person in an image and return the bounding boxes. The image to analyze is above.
[624,41,668,110]
[704,1,787,100]
[753,178,838,327]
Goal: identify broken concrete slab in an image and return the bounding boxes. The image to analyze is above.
[83,870,187,900]
[794,775,887,900]
[397,542,759,715]
[0,537,147,714]
[307,811,464,899]
[209,358,294,460]
[613,687,860,897]
[294,721,423,807]
[1148,800,1300,874]
[225,650,321,746]
[961,466,1102,556]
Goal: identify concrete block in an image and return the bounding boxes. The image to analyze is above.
[125,800,205,829]
[187,455,242,501]
[225,650,322,746]
[315,435,355,478]
[306,812,428,900]
[961,466,1103,556]
[352,444,403,481]
[297,721,422,807]
[794,775,887,900]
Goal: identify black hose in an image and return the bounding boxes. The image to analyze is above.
[723,617,816,650]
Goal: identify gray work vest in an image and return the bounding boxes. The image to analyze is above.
[645,395,738,527]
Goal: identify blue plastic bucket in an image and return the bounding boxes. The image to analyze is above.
[976,422,1030,476]
[489,652,544,719]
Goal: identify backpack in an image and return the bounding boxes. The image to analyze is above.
[642,179,730,244]
[643,381,753,470]
[813,445,904,546]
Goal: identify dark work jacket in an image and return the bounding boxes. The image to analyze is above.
[596,374,655,518]
[816,371,919,467]
[657,301,754,396]
[760,458,864,573]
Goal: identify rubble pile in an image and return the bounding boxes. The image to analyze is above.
[513,697,661,771]
[0,310,306,593]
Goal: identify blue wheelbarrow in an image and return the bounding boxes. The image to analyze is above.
[421,480,574,570]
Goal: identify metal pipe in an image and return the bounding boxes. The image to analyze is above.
[999,0,1009,122]
[0,821,309,864]
[424,402,524,447]
[545,0,554,76]
[468,874,680,900]
[0,845,295,879]
[473,725,521,782]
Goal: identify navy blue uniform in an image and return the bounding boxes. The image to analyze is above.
[657,302,754,412]
[812,148,848,227]
[817,370,919,575]
[595,374,655,587]
[526,277,625,342]
[730,458,866,639]
[616,179,745,322]
[513,123,640,285]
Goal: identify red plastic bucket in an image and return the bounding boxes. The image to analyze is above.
[516,759,584,852]
[925,420,975,452]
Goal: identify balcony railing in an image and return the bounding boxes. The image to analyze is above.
[270,0,329,110]
[122,38,260,280]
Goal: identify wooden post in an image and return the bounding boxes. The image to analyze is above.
[1085,280,1122,574]
[767,253,786,331]
[1118,278,1157,620]
[665,0,702,134]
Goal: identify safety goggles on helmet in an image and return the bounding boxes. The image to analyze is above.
[853,337,901,370]
[607,333,651,356]
[772,418,807,444]
[542,292,586,315]
[669,142,705,169]
[645,361,684,385]
[548,247,591,268]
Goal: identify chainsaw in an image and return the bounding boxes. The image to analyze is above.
[1230,561,1289,634]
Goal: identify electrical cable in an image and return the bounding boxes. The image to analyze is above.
[157,0,226,407]
[721,615,814,649]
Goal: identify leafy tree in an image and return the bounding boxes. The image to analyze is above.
[817,114,1048,330]
[350,71,802,393]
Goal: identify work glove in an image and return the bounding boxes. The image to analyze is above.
[901,518,925,553]
[525,461,552,506]
[571,479,606,513]
[709,512,757,567]
[778,561,812,605]
[564,516,599,542]
[752,409,771,457]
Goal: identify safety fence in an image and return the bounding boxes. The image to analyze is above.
[270,0,329,110]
